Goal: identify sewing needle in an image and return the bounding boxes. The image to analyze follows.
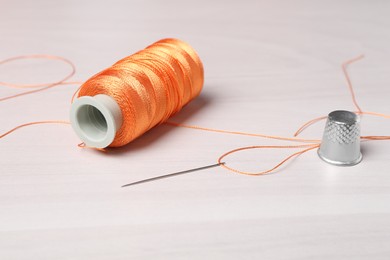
[121,162,225,188]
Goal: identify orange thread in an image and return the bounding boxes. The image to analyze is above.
[76,38,204,147]
[0,54,80,102]
[217,144,320,176]
[165,121,320,143]
[361,136,390,141]
[0,121,70,139]
[360,111,390,119]
[342,54,364,113]
[293,116,327,137]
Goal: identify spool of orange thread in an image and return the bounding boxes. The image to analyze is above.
[70,39,204,148]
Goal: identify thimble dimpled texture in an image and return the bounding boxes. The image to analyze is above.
[324,120,360,145]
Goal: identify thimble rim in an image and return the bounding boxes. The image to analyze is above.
[317,148,362,166]
[328,110,359,125]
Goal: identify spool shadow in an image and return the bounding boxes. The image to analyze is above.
[102,91,213,156]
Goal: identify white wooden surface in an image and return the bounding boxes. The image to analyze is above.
[1,0,390,259]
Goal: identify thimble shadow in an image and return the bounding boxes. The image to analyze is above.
[360,141,374,160]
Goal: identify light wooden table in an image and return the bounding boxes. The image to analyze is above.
[1,0,390,259]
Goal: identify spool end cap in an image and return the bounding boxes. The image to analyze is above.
[70,94,123,148]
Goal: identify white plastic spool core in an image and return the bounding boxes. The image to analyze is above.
[70,94,123,148]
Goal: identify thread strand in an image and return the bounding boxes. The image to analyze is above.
[165,121,320,143]
[217,144,319,176]
[0,54,79,102]
[0,121,70,139]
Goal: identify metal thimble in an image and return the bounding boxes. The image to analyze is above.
[318,110,362,166]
